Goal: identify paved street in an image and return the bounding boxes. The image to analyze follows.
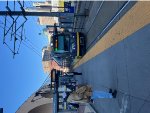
[73,1,150,113]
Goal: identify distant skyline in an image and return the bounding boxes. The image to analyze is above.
[0,1,49,113]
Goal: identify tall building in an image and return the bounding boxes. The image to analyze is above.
[33,1,51,7]
[42,45,68,73]
[42,46,51,74]
[43,27,64,44]
[25,7,51,12]
[49,60,63,72]
[38,17,56,25]
[25,1,52,12]
[32,1,58,26]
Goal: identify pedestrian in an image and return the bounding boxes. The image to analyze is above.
[67,85,92,103]
[67,85,117,104]
[90,89,117,103]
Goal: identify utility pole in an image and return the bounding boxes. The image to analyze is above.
[0,11,86,17]
[0,108,3,113]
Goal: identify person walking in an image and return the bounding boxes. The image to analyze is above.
[67,85,117,104]
[90,89,117,103]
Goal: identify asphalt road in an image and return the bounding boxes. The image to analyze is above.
[74,1,150,113]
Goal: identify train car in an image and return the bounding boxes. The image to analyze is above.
[51,26,86,59]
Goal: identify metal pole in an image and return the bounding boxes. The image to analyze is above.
[46,25,59,28]
[53,70,59,113]
[0,11,86,17]
[0,108,3,113]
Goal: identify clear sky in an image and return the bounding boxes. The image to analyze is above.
[0,1,48,113]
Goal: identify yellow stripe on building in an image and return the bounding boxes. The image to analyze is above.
[74,1,150,69]
[58,0,64,12]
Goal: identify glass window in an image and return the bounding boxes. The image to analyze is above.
[57,35,70,52]
[58,36,64,51]
[64,35,70,51]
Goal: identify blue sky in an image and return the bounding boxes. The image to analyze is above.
[0,1,48,113]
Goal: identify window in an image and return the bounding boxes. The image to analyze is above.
[57,35,70,52]
[58,36,64,50]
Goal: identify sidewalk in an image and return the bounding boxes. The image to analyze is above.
[78,103,96,113]
[73,2,150,113]
[74,24,150,113]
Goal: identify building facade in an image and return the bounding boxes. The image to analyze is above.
[16,84,53,113]
[42,46,51,74]
[31,1,58,25]
[38,17,56,25]
[42,45,67,74]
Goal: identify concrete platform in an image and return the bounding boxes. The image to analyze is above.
[74,2,150,113]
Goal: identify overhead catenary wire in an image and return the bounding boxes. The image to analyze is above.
[0,18,41,53]
[0,19,40,51]
[0,25,41,57]
[40,74,50,89]
[0,1,42,58]
[1,16,12,24]
[24,37,41,50]
[0,21,42,57]
[1,1,24,58]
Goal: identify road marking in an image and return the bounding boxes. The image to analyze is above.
[77,32,80,56]
[120,94,129,113]
[73,2,150,69]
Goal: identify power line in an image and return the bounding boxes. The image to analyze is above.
[0,19,41,53]
[0,25,41,57]
[40,74,50,88]
[22,40,41,57]
[24,38,41,51]
[0,21,42,57]
[0,1,48,58]
[1,16,12,24]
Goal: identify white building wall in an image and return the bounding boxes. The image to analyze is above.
[16,85,53,113]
